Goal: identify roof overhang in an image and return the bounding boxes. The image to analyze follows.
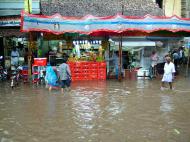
[21,11,190,36]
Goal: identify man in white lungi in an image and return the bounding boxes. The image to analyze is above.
[161,56,175,90]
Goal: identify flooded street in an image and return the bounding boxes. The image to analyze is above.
[0,77,190,142]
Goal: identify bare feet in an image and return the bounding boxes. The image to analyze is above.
[49,86,52,91]
[61,88,64,94]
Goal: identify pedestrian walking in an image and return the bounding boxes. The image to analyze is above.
[178,46,184,65]
[58,59,71,93]
[45,63,59,91]
[161,56,176,90]
[172,49,179,67]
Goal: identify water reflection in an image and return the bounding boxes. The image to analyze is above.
[160,95,174,113]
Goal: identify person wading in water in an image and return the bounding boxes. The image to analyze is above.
[161,56,176,90]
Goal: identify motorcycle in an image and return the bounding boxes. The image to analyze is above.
[0,56,7,81]
[10,65,22,88]
[0,66,7,81]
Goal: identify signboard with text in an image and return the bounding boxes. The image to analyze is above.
[0,17,20,27]
[184,37,190,48]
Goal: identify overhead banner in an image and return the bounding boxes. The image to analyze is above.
[21,11,190,35]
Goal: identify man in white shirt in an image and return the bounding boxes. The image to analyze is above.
[161,56,175,90]
[11,47,19,66]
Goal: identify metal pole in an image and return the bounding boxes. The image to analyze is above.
[28,0,32,76]
[118,36,123,81]
[118,3,124,81]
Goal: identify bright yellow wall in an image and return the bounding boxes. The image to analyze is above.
[164,0,181,17]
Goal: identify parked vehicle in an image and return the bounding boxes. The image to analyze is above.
[10,65,22,88]
[0,66,7,81]
[0,56,7,81]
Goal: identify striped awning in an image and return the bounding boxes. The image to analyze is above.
[21,11,190,36]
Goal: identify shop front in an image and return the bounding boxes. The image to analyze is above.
[21,11,190,81]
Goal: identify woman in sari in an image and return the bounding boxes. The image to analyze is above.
[45,64,58,91]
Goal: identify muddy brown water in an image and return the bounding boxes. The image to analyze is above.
[0,77,190,142]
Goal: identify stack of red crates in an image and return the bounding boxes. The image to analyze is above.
[21,66,29,83]
[68,61,106,81]
[98,62,106,80]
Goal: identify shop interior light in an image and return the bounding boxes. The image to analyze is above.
[108,38,114,42]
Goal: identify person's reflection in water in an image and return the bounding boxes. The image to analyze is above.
[47,95,57,118]
[160,95,173,113]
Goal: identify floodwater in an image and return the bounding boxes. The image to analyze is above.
[0,76,190,142]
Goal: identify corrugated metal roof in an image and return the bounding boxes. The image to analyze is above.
[41,0,164,17]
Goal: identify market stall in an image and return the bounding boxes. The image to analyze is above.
[21,11,190,80]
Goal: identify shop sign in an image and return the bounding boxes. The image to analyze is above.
[0,18,20,27]
[184,37,190,48]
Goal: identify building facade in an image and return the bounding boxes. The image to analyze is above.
[163,0,181,17]
[0,0,40,68]
[181,0,190,18]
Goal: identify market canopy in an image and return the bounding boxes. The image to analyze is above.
[21,11,190,36]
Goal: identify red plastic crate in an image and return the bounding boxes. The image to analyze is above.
[98,76,106,80]
[22,70,28,75]
[32,72,39,75]
[32,78,39,83]
[98,62,106,67]
[23,76,29,83]
[34,58,47,66]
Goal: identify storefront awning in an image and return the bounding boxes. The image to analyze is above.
[21,11,190,36]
